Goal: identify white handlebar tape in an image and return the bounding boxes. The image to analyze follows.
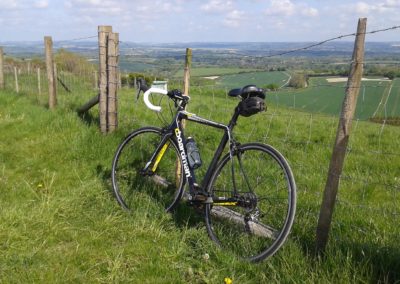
[143,88,168,112]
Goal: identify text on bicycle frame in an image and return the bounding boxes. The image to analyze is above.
[174,128,192,178]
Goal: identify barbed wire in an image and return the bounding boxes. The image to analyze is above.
[54,35,97,44]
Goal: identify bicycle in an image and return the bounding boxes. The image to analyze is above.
[111,82,296,262]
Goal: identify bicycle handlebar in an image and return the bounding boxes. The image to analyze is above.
[143,88,168,112]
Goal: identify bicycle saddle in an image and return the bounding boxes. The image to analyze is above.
[228,85,265,99]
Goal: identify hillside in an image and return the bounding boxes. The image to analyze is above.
[0,87,399,282]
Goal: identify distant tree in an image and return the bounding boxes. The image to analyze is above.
[288,73,307,89]
[384,71,396,80]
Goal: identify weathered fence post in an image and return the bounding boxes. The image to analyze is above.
[14,66,19,93]
[45,36,57,109]
[107,32,119,132]
[98,25,112,134]
[181,48,192,129]
[37,67,41,95]
[183,48,192,97]
[315,18,367,253]
[0,47,4,89]
[53,62,58,93]
[175,48,192,186]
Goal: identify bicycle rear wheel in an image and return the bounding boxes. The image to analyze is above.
[205,143,296,262]
[112,127,185,212]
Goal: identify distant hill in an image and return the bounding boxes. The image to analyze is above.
[1,41,400,59]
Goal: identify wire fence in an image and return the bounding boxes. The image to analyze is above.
[1,23,399,257]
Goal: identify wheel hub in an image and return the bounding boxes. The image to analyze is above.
[238,192,258,212]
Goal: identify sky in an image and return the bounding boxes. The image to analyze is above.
[0,0,399,42]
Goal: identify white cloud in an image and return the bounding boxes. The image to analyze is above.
[66,0,123,15]
[301,6,318,17]
[201,0,234,13]
[383,0,400,7]
[265,0,318,17]
[342,1,400,15]
[223,10,245,27]
[265,0,295,17]
[0,0,20,10]
[34,0,48,8]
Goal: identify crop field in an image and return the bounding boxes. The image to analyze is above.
[268,77,400,120]
[174,67,258,78]
[379,77,400,117]
[215,71,290,89]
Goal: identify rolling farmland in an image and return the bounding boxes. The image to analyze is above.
[215,71,290,89]
[174,67,258,77]
[268,77,400,120]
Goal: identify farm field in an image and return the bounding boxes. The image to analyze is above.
[380,77,400,117]
[215,71,290,89]
[269,77,400,120]
[174,67,259,78]
[0,84,399,282]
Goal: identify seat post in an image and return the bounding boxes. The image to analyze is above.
[228,105,241,131]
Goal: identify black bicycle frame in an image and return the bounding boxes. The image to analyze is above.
[143,105,241,196]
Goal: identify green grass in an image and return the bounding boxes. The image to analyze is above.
[0,83,399,282]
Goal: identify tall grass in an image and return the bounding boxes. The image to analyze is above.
[0,85,399,283]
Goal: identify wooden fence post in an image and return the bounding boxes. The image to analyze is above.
[183,48,192,97]
[14,66,19,93]
[98,25,112,134]
[0,47,4,89]
[45,36,57,109]
[315,18,367,253]
[181,48,192,130]
[175,48,192,186]
[37,67,41,95]
[107,32,119,132]
[53,62,58,93]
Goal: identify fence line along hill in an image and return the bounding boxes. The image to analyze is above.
[0,19,399,282]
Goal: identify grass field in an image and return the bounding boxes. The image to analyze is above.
[0,83,399,282]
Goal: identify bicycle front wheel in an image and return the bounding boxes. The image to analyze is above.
[112,127,185,212]
[205,143,296,262]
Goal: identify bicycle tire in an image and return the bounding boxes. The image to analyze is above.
[112,127,185,212]
[205,143,296,262]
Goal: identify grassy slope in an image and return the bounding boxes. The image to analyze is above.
[0,88,399,283]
